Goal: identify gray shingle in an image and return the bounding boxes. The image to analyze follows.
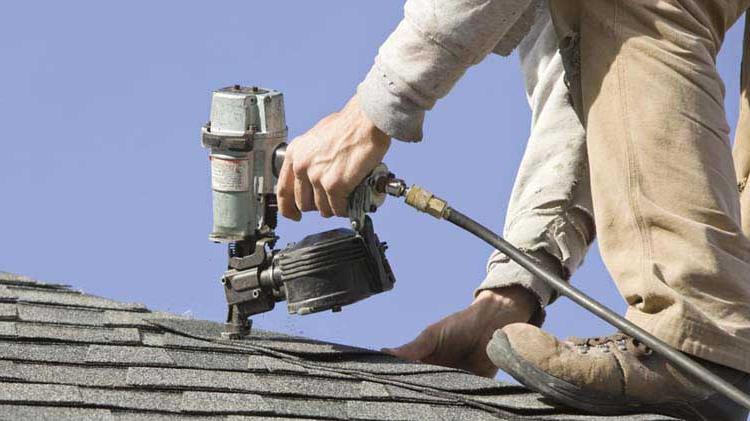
[0,271,71,290]
[127,366,259,391]
[257,374,360,398]
[473,391,558,411]
[81,388,183,412]
[228,417,315,421]
[264,397,348,420]
[0,286,18,302]
[305,367,357,380]
[386,371,510,393]
[17,302,105,326]
[146,318,227,339]
[346,401,461,421]
[0,404,113,421]
[0,342,88,364]
[127,366,360,399]
[17,323,141,345]
[14,362,129,387]
[104,310,187,328]
[0,382,82,404]
[141,331,240,352]
[241,336,382,357]
[0,360,20,380]
[8,286,146,311]
[432,405,502,421]
[358,381,390,399]
[320,354,459,374]
[533,414,677,420]
[246,354,307,374]
[0,321,16,337]
[112,413,222,421]
[86,345,175,366]
[0,303,17,320]
[168,349,252,371]
[383,384,457,404]
[180,391,271,414]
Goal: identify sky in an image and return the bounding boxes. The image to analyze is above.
[0,1,746,384]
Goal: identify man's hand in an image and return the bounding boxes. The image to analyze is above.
[277,95,391,220]
[383,286,538,378]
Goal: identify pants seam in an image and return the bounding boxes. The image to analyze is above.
[614,0,656,300]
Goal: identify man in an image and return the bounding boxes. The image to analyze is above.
[277,0,750,419]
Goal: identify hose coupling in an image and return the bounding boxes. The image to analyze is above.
[404,185,450,220]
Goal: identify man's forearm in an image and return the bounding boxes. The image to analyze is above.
[358,0,540,142]
[476,6,594,315]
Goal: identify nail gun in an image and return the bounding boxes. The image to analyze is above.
[201,85,396,338]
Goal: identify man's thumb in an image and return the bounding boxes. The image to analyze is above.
[382,329,437,361]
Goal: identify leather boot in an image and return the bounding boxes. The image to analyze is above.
[487,323,750,420]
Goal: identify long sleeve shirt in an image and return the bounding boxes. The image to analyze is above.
[356,1,595,317]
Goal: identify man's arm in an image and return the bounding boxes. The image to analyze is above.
[477,7,594,321]
[277,0,538,219]
[386,7,595,376]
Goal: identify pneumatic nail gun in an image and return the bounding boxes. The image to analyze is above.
[201,85,396,338]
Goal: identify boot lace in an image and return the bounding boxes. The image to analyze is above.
[569,332,652,357]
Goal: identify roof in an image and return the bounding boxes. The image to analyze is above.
[0,271,674,420]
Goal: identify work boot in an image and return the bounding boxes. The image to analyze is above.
[487,323,750,420]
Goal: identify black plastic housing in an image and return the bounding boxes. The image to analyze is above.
[277,216,395,315]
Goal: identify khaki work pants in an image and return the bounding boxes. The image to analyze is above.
[550,0,750,373]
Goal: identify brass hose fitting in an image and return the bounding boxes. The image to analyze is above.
[404,185,450,220]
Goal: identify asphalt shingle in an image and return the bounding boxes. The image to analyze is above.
[0,342,88,364]
[17,302,106,326]
[81,388,183,412]
[0,382,82,404]
[0,404,113,421]
[167,349,252,372]
[179,391,271,414]
[0,302,17,320]
[17,323,141,344]
[7,285,146,311]
[14,362,130,387]
[86,345,176,366]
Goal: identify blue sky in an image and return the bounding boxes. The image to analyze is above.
[0,1,746,383]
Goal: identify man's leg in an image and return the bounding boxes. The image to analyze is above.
[555,0,750,374]
[487,1,750,418]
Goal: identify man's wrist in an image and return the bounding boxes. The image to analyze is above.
[349,95,391,148]
[472,286,539,326]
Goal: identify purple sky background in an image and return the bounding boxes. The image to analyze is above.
[0,1,746,383]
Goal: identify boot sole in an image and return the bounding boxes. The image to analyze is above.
[487,331,699,420]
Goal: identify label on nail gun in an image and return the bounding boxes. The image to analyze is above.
[211,157,250,192]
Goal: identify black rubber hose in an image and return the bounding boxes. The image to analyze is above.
[444,206,750,410]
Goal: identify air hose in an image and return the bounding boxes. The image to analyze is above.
[381,181,750,410]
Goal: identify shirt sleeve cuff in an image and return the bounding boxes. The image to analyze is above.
[475,248,565,326]
[357,64,425,142]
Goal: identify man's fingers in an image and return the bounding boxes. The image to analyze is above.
[327,193,349,217]
[277,156,301,221]
[312,181,334,218]
[383,328,438,362]
[294,174,315,213]
[321,177,350,217]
